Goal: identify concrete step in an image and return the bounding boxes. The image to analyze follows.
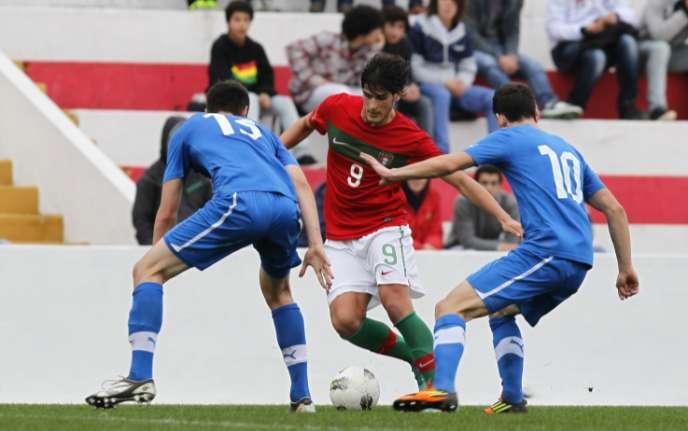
[0,186,39,214]
[0,160,12,186]
[0,214,63,243]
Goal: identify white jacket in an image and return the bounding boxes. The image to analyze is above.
[546,0,638,47]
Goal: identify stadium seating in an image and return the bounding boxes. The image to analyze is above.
[0,160,64,243]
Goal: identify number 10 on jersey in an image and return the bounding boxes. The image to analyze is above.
[538,145,583,203]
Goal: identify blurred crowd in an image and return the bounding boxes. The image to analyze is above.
[136,0,688,247]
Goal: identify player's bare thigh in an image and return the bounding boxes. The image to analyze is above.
[132,239,189,285]
[330,292,372,338]
[435,280,490,321]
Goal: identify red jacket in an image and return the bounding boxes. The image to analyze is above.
[404,183,443,250]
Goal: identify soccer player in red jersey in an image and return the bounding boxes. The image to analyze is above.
[281,53,522,388]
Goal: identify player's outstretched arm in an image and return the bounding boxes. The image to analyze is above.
[587,188,639,300]
[442,171,523,239]
[285,165,334,291]
[152,179,183,244]
[360,152,473,183]
[280,116,314,150]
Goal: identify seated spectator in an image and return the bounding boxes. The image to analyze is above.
[209,1,317,164]
[132,116,212,245]
[409,0,498,154]
[445,165,519,251]
[309,0,424,14]
[286,5,385,112]
[547,0,648,119]
[382,5,434,134]
[402,178,443,250]
[643,0,688,74]
[465,0,582,119]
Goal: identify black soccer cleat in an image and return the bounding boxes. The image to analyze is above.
[393,389,458,412]
[483,398,528,414]
[85,377,156,409]
[290,397,316,413]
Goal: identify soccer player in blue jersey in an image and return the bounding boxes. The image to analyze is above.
[85,81,332,412]
[361,83,640,414]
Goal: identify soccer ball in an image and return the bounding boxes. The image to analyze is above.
[329,366,380,410]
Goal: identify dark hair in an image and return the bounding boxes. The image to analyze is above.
[383,5,409,31]
[492,83,537,122]
[361,52,409,95]
[225,0,253,22]
[474,164,503,183]
[160,116,186,162]
[427,0,464,29]
[342,5,384,41]
[206,80,250,114]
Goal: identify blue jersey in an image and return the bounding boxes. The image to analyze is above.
[164,113,297,201]
[466,125,605,266]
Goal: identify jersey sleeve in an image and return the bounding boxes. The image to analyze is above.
[162,119,191,182]
[464,132,509,166]
[270,131,298,167]
[581,158,605,201]
[307,94,338,135]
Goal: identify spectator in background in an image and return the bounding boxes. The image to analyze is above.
[382,5,434,134]
[132,116,212,245]
[643,0,688,73]
[209,1,317,164]
[445,165,519,251]
[286,5,385,112]
[409,0,498,154]
[548,0,676,121]
[309,1,425,14]
[465,0,583,119]
[402,178,443,250]
[298,182,327,247]
[547,0,647,119]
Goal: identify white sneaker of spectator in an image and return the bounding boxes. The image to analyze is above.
[540,100,583,120]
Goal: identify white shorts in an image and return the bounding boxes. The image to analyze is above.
[325,225,424,309]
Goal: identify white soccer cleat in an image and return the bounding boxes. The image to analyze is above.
[290,397,316,413]
[540,100,583,119]
[85,376,156,409]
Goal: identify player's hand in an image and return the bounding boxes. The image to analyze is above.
[258,93,272,111]
[616,267,639,300]
[500,218,523,239]
[299,244,334,292]
[359,153,395,185]
[498,55,519,75]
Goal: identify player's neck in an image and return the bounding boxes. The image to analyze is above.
[361,109,396,127]
[504,118,537,128]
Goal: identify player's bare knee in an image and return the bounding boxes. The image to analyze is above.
[330,308,363,339]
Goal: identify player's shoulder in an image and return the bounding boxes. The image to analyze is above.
[325,92,359,107]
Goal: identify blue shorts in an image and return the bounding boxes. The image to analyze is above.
[467,248,590,326]
[164,191,302,278]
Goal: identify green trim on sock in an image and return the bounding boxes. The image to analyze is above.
[395,312,435,381]
[348,318,414,364]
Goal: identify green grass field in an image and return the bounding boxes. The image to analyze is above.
[1,405,687,431]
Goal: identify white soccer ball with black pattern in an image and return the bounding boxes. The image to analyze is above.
[329,366,380,410]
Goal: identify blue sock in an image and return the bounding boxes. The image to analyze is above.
[432,314,466,393]
[272,303,310,402]
[489,316,524,404]
[127,282,163,381]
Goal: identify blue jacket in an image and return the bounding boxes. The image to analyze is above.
[408,14,477,86]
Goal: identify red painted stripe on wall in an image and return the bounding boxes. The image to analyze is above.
[24,60,688,118]
[121,165,688,224]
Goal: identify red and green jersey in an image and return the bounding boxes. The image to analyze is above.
[308,93,442,240]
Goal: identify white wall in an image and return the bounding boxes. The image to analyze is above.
[0,51,136,244]
[0,2,648,69]
[76,109,688,177]
[0,245,685,406]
